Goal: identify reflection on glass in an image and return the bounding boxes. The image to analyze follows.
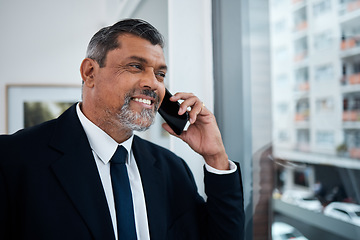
[270,0,360,239]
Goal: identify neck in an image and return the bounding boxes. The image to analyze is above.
[98,121,133,144]
[80,102,133,144]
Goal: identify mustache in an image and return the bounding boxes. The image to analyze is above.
[124,89,160,108]
[139,89,159,101]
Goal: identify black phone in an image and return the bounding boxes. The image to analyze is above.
[158,89,189,135]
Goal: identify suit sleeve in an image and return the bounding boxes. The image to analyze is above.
[0,166,10,240]
[203,162,245,240]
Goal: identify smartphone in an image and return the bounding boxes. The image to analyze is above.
[158,89,189,135]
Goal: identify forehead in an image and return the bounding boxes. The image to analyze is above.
[109,34,166,63]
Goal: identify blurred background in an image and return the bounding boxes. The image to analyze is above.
[1,0,360,239]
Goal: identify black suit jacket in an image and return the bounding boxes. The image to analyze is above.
[0,104,244,240]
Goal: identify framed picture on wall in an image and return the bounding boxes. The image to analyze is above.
[6,85,82,134]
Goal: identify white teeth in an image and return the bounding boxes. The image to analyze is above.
[133,98,151,105]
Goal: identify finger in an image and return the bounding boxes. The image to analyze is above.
[170,92,205,123]
[178,96,198,115]
[170,92,197,104]
[170,92,192,100]
[187,100,204,124]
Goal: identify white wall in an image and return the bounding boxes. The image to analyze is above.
[0,0,113,133]
[167,0,214,197]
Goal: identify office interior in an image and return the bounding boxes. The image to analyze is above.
[1,0,360,239]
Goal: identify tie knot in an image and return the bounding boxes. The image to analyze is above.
[111,145,128,164]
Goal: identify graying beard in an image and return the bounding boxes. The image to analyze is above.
[117,95,157,132]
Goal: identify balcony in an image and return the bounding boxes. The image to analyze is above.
[347,0,360,12]
[349,73,360,84]
[350,147,360,159]
[339,0,360,15]
[341,37,360,50]
[295,82,310,92]
[341,75,360,94]
[343,110,360,121]
[293,51,308,63]
[340,36,360,59]
[341,73,360,85]
[295,142,311,152]
[340,145,360,159]
[294,21,307,32]
[295,111,309,122]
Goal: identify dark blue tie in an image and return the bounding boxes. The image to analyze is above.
[110,145,137,240]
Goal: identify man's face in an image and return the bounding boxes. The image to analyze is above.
[89,34,167,132]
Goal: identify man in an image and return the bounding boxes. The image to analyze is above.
[0,19,244,240]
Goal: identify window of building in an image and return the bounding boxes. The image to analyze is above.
[294,7,308,31]
[314,64,334,81]
[294,169,310,187]
[313,0,332,17]
[316,130,335,147]
[294,37,308,62]
[275,46,289,61]
[276,74,289,84]
[316,97,334,112]
[278,130,290,142]
[274,19,286,33]
[314,30,333,51]
[277,102,289,114]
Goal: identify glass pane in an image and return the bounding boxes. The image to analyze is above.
[269,0,360,239]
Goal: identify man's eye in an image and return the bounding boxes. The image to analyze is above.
[129,64,142,70]
[156,72,166,78]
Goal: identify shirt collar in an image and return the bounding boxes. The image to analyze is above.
[76,103,134,165]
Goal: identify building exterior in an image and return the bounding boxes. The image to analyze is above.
[270,1,360,238]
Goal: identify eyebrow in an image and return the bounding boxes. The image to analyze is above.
[128,55,168,71]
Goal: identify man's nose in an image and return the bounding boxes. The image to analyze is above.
[139,68,159,89]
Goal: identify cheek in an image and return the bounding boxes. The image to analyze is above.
[95,84,123,108]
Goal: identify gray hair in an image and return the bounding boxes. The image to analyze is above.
[86,18,165,67]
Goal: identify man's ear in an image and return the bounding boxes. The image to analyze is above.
[80,58,97,88]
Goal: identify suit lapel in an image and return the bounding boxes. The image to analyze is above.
[49,105,115,240]
[132,136,167,240]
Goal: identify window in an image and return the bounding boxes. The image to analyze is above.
[334,208,351,218]
[278,130,290,142]
[275,47,289,61]
[316,130,334,147]
[295,67,308,83]
[355,62,360,73]
[267,0,360,239]
[294,67,309,91]
[314,30,333,50]
[277,102,288,114]
[343,94,360,111]
[294,7,307,31]
[214,0,360,239]
[274,19,286,33]
[294,37,308,61]
[316,97,334,112]
[294,169,309,187]
[313,0,332,17]
[314,64,334,81]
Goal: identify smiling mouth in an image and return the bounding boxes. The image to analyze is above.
[132,97,153,106]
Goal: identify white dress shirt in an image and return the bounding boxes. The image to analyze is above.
[76,103,237,240]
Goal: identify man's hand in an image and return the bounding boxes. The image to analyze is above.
[161,92,229,170]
